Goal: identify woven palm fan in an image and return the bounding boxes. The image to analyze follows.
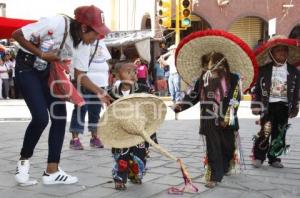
[175,29,258,93]
[98,93,198,193]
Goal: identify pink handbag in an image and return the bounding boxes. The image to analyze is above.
[48,60,85,106]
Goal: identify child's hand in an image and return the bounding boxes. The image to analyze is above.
[97,91,114,106]
[149,87,155,94]
[172,104,182,113]
[255,119,261,125]
[219,121,227,128]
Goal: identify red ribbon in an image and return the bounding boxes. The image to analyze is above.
[168,159,199,194]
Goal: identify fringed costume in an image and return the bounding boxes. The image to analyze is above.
[108,81,157,189]
[251,38,300,167]
[177,72,241,183]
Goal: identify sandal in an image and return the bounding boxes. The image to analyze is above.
[130,177,142,184]
[115,181,126,190]
[205,181,217,188]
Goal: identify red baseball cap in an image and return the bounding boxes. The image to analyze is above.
[74,5,111,38]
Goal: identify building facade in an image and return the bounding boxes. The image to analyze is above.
[189,0,300,47]
[160,0,299,48]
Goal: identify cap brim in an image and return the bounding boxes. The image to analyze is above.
[94,24,111,39]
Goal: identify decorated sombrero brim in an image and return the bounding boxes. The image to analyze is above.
[255,38,300,66]
[175,29,258,93]
[98,93,167,149]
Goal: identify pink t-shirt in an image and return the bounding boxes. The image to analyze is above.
[137,65,147,79]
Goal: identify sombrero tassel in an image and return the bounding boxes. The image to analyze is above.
[141,130,199,194]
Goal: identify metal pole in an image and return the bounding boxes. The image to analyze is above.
[175,0,180,45]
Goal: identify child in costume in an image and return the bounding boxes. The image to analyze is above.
[173,30,257,188]
[251,37,300,168]
[108,62,157,190]
[98,93,198,194]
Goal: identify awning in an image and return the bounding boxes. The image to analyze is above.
[0,17,36,39]
[104,30,152,47]
[104,30,152,62]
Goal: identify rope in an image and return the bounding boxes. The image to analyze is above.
[141,131,199,194]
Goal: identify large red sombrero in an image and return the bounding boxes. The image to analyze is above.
[255,37,300,66]
[175,29,258,93]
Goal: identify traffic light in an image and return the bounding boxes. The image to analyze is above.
[158,0,172,28]
[180,0,191,27]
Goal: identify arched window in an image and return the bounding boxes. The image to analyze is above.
[289,25,300,39]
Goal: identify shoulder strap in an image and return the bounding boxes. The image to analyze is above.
[89,39,99,67]
[4,63,9,70]
[57,16,68,57]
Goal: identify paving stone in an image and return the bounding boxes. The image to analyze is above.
[81,166,112,178]
[109,183,169,198]
[0,173,19,188]
[238,179,277,191]
[199,187,244,198]
[142,172,163,182]
[75,172,112,187]
[146,160,170,168]
[0,189,40,198]
[147,166,178,175]
[261,189,299,198]
[58,159,95,172]
[238,191,268,198]
[65,185,118,198]
[24,183,84,197]
[152,175,184,186]
[272,184,300,195]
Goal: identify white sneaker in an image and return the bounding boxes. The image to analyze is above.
[15,160,30,183]
[42,168,78,185]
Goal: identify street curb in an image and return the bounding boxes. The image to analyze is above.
[0,118,31,121]
[160,95,252,101]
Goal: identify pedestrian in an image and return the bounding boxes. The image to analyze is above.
[0,56,10,99]
[251,36,300,168]
[107,61,158,190]
[173,30,257,188]
[12,5,112,186]
[154,56,167,96]
[69,39,111,150]
[3,51,15,98]
[134,58,148,85]
[159,44,181,103]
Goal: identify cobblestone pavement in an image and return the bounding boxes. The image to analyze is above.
[0,100,300,197]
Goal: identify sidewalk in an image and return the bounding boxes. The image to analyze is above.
[0,99,300,197]
[0,98,265,121]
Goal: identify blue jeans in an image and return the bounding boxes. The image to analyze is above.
[69,89,102,134]
[15,50,67,163]
[168,73,181,102]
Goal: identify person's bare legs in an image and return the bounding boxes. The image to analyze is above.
[46,163,58,173]
[72,132,79,139]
